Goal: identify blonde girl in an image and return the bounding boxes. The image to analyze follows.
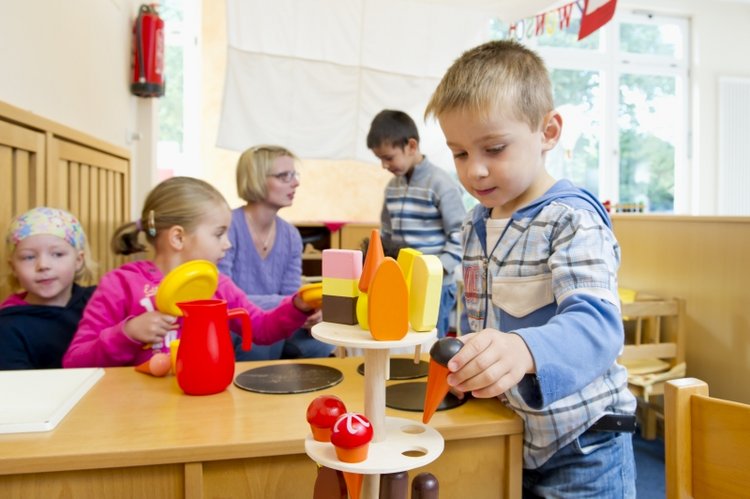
[1,207,96,369]
[63,176,316,368]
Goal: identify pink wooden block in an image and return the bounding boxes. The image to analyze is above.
[322,249,363,280]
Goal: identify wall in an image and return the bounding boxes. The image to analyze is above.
[200,0,391,224]
[201,0,750,221]
[613,215,750,404]
[0,0,157,216]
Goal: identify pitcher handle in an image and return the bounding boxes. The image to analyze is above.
[228,308,253,351]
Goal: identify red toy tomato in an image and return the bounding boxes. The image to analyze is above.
[306,395,347,442]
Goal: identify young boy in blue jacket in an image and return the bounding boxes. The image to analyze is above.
[425,40,637,497]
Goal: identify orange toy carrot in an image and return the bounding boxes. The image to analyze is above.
[422,338,464,423]
[343,471,363,499]
[358,229,384,293]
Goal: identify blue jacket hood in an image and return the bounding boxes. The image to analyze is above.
[469,180,611,254]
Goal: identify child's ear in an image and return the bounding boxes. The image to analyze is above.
[167,225,186,250]
[405,137,419,155]
[74,250,84,272]
[541,111,563,151]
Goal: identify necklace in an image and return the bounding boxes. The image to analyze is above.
[245,211,276,254]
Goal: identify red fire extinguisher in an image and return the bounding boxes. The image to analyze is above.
[131,4,165,97]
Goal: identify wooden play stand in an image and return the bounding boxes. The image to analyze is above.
[308,322,441,498]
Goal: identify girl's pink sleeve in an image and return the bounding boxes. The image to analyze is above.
[63,271,145,367]
[217,275,309,345]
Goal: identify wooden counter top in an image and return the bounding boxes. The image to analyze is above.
[0,357,521,477]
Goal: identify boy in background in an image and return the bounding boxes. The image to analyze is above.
[425,40,636,496]
[366,110,466,337]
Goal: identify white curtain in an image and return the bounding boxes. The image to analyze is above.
[218,0,554,163]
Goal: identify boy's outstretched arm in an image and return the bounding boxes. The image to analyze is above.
[446,330,535,398]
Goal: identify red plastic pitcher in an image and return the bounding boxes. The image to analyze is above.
[175,299,252,395]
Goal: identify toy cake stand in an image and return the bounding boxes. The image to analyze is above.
[309,322,441,498]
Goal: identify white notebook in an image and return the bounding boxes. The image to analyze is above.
[0,367,104,434]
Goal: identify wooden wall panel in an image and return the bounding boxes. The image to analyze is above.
[613,215,750,404]
[0,100,130,297]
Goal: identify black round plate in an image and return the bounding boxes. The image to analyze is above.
[356,358,429,380]
[234,363,343,394]
[384,381,467,412]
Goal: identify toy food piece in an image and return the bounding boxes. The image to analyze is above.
[298,282,323,309]
[411,472,439,499]
[343,471,363,499]
[306,395,348,442]
[422,337,464,423]
[135,352,172,377]
[330,412,373,463]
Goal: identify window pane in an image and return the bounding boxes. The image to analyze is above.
[618,74,676,212]
[548,69,601,195]
[620,22,683,59]
[537,16,600,50]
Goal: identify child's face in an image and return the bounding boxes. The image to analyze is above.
[9,234,83,306]
[370,139,420,177]
[265,155,299,208]
[181,203,233,265]
[439,107,560,216]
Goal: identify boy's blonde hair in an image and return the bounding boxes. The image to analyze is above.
[5,206,95,290]
[236,145,299,203]
[111,176,229,255]
[425,40,554,131]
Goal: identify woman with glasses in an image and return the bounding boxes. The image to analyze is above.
[218,145,334,360]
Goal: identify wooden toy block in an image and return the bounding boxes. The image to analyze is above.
[356,292,369,330]
[368,257,408,341]
[358,229,384,293]
[396,248,422,293]
[322,277,360,298]
[412,472,439,498]
[322,295,358,325]
[313,466,347,499]
[423,338,463,424]
[322,249,363,280]
[380,471,409,499]
[409,254,443,332]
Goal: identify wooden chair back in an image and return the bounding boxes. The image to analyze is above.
[665,378,750,498]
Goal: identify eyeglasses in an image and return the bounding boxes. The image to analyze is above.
[267,170,300,183]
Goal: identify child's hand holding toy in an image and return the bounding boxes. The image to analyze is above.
[296,282,323,310]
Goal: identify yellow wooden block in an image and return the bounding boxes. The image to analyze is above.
[322,277,360,298]
[409,255,443,332]
[356,292,369,330]
[396,248,422,293]
[368,257,408,341]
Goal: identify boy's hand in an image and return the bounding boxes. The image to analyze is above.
[124,311,178,344]
[446,329,535,399]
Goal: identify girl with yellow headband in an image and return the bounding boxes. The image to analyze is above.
[0,207,96,369]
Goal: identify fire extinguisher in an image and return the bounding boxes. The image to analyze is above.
[131,4,165,97]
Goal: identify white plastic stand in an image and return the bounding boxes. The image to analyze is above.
[308,322,442,499]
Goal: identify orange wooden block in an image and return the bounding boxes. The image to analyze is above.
[368,257,408,341]
[358,229,384,293]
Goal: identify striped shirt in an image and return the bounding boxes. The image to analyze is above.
[381,157,465,284]
[462,180,636,468]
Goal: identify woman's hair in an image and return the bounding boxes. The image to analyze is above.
[5,206,95,290]
[236,145,299,203]
[111,176,229,256]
